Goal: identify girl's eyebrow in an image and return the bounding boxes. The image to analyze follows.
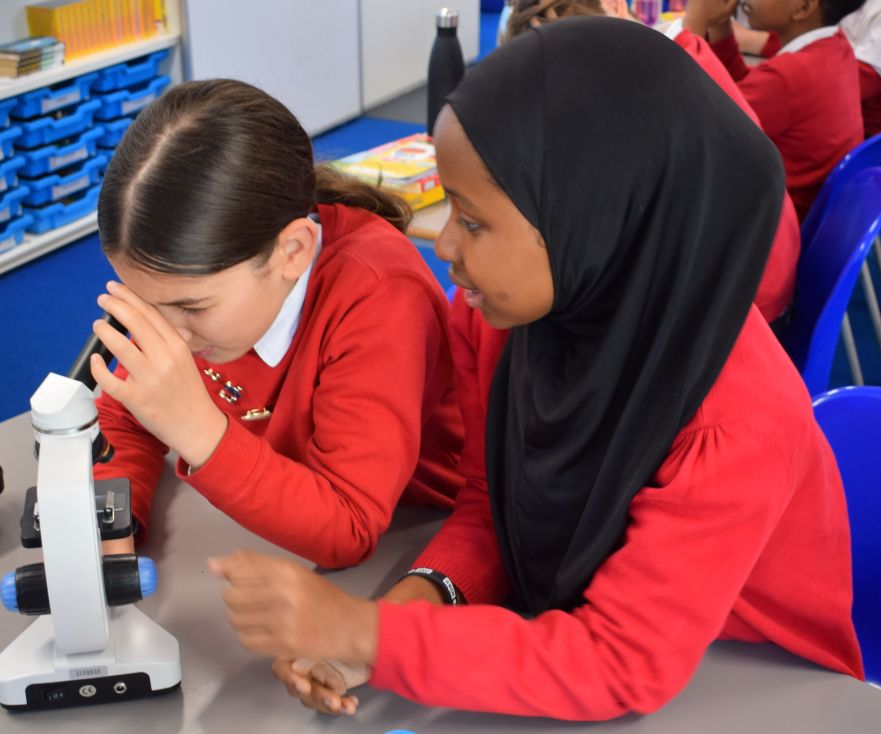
[445,188,481,211]
[160,297,211,307]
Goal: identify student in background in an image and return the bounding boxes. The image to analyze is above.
[504,0,800,321]
[91,79,463,569]
[842,0,881,137]
[210,20,863,720]
[686,0,865,221]
[729,0,881,139]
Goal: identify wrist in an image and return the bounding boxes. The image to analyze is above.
[348,598,379,665]
[382,575,445,605]
[707,19,734,43]
[178,406,228,470]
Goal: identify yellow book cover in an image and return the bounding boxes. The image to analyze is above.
[333,134,445,212]
[25,8,53,39]
[153,0,164,31]
[58,5,74,58]
[123,0,134,41]
[69,2,83,58]
[84,0,97,54]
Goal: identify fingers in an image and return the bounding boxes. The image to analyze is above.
[272,659,360,716]
[97,291,166,359]
[104,281,184,346]
[92,317,144,377]
[90,352,128,401]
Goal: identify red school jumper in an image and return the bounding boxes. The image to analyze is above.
[674,25,800,321]
[94,203,464,569]
[710,29,863,222]
[858,61,881,138]
[370,294,863,720]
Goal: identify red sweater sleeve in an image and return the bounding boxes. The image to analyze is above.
[371,423,795,720]
[710,34,791,137]
[411,292,509,605]
[180,276,448,569]
[94,367,169,536]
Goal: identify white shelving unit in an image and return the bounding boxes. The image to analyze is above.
[0,1,182,276]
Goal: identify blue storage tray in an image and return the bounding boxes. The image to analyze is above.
[0,127,22,159]
[0,214,33,255]
[95,76,170,121]
[24,183,100,235]
[98,116,134,148]
[0,156,25,194]
[0,185,30,225]
[93,50,169,93]
[0,98,17,128]
[18,127,104,178]
[13,72,98,120]
[20,154,106,206]
[15,99,100,149]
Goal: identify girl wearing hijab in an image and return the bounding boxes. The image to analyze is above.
[209,18,863,720]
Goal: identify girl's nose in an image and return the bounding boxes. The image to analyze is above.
[434,220,458,264]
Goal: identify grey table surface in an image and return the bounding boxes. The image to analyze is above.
[1,410,880,734]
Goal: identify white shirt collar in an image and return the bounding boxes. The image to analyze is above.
[662,18,684,41]
[778,25,839,55]
[253,224,322,368]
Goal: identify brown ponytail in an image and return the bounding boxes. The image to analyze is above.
[315,163,413,234]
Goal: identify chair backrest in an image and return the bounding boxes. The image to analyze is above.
[782,168,881,395]
[801,132,881,249]
[813,386,881,686]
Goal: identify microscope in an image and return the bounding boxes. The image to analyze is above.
[0,315,181,710]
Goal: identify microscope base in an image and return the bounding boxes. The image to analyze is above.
[0,605,181,710]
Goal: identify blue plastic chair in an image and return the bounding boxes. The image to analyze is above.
[802,132,881,249]
[813,386,881,685]
[781,168,881,395]
[445,284,457,303]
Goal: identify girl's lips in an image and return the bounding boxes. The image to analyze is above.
[463,289,485,309]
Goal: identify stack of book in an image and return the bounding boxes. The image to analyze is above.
[26,0,163,60]
[0,37,64,79]
[333,133,445,212]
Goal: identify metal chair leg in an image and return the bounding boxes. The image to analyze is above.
[859,261,881,355]
[842,313,865,385]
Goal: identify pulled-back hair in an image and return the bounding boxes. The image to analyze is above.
[819,0,865,25]
[506,0,605,42]
[99,79,411,275]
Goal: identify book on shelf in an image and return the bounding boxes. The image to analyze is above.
[0,36,65,79]
[332,133,445,212]
[26,0,163,59]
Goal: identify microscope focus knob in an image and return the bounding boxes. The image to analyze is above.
[2,571,19,612]
[1,555,159,614]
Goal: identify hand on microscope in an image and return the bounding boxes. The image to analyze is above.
[89,281,228,473]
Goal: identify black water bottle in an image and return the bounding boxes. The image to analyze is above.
[427,7,465,136]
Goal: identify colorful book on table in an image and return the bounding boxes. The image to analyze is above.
[333,133,445,212]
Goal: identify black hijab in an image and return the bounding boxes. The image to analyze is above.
[447,18,785,615]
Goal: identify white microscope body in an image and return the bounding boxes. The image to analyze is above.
[0,372,180,710]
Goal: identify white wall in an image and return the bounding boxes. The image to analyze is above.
[360,0,480,109]
[183,0,362,136]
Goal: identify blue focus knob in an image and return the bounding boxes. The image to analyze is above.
[1,571,18,612]
[137,556,158,598]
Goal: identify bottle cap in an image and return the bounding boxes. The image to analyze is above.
[436,8,459,28]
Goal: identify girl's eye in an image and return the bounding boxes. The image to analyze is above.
[458,217,482,233]
[179,306,207,315]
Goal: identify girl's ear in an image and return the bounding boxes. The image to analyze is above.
[275,216,319,282]
[792,0,821,21]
